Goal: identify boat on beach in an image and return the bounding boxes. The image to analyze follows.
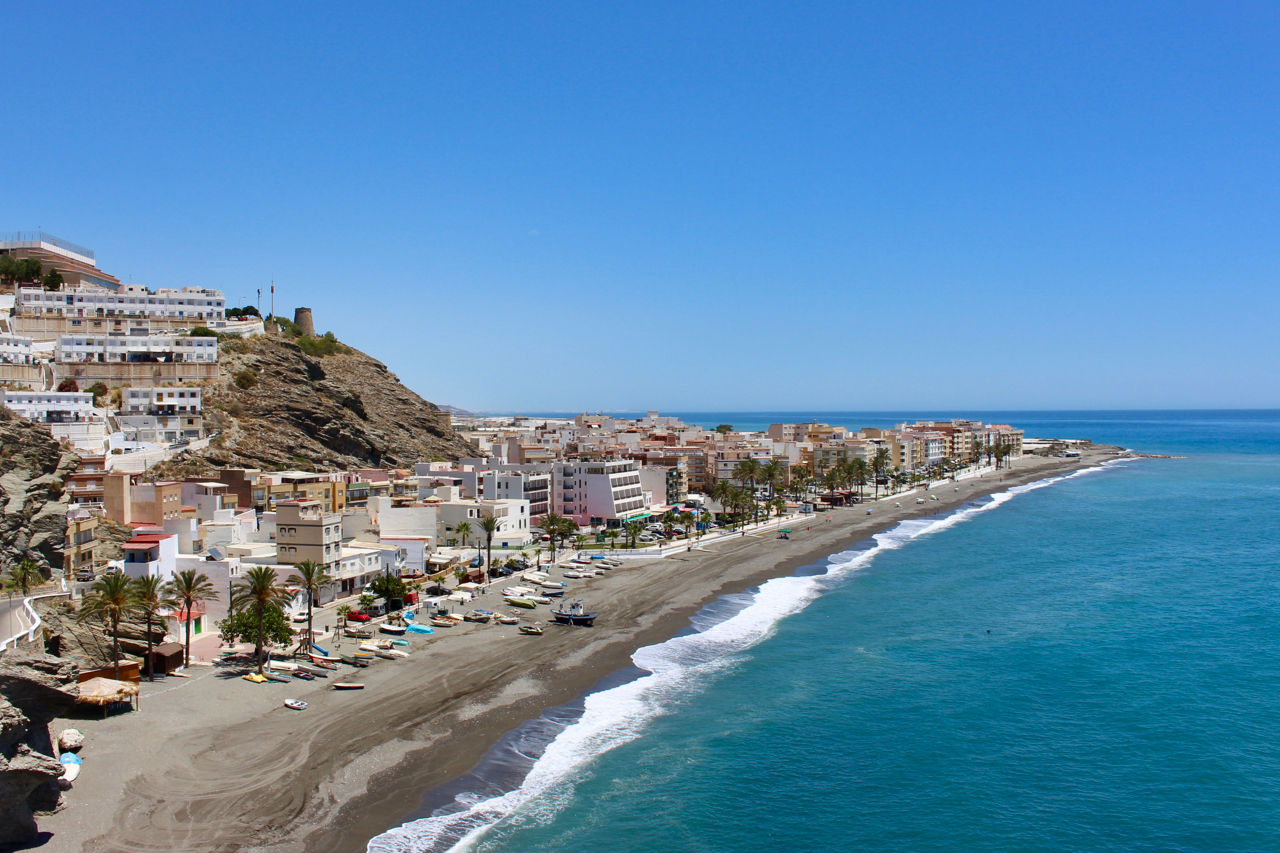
[340,654,369,667]
[379,624,407,635]
[284,699,308,711]
[243,673,268,683]
[429,617,454,627]
[406,623,435,634]
[308,652,341,664]
[345,627,374,639]
[497,614,520,624]
[551,600,598,627]
[518,624,544,635]
[333,683,365,690]
[262,671,292,683]
[506,597,537,609]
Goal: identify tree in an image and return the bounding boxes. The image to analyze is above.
[822,470,842,506]
[56,378,79,393]
[217,606,293,650]
[606,529,620,550]
[760,460,784,500]
[970,443,985,467]
[87,381,109,407]
[188,326,218,337]
[871,447,893,498]
[0,255,15,286]
[42,268,65,290]
[163,569,218,668]
[732,459,762,522]
[336,603,352,629]
[677,511,695,537]
[16,258,43,284]
[131,575,175,682]
[537,513,575,564]
[454,520,472,552]
[624,521,644,549]
[285,560,332,653]
[367,572,407,604]
[358,592,376,611]
[231,566,292,673]
[714,424,734,435]
[78,570,139,681]
[7,559,45,596]
[848,458,870,499]
[478,514,502,576]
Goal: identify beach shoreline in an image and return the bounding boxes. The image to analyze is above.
[38,449,1123,853]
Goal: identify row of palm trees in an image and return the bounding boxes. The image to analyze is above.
[452,514,510,574]
[76,559,337,680]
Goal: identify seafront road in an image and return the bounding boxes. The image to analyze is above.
[0,594,29,644]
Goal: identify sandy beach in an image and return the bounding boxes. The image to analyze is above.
[37,449,1120,853]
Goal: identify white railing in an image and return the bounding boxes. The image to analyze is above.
[1,591,70,651]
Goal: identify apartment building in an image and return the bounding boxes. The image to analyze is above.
[275,499,343,573]
[3,389,94,422]
[121,531,178,581]
[251,471,346,513]
[0,332,34,365]
[120,386,204,442]
[18,284,225,322]
[103,474,184,525]
[436,499,534,549]
[553,459,648,527]
[65,456,107,507]
[56,333,218,365]
[0,232,119,288]
[63,508,98,576]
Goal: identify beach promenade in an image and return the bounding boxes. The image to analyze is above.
[38,448,1119,853]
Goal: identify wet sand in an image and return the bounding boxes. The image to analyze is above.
[39,450,1121,853]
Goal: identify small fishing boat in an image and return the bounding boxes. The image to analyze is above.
[243,672,268,683]
[503,585,537,598]
[284,699,308,711]
[530,595,553,605]
[263,671,292,683]
[497,614,520,624]
[308,652,341,664]
[539,579,568,588]
[562,571,592,579]
[429,617,454,627]
[389,638,411,647]
[307,659,339,670]
[540,586,566,597]
[60,753,82,782]
[339,654,369,668]
[518,624,544,636]
[296,664,329,677]
[506,597,537,609]
[569,558,593,565]
[551,600,598,627]
[406,624,435,634]
[333,683,365,690]
[291,669,315,680]
[345,627,374,639]
[360,643,397,659]
[380,624,407,635]
[464,610,495,623]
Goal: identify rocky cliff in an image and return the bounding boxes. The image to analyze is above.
[0,410,79,574]
[155,334,474,476]
[0,649,78,844]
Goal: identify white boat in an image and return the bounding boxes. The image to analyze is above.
[497,614,520,624]
[563,571,591,579]
[530,595,553,605]
[539,579,568,589]
[503,586,537,597]
[284,699,308,711]
[379,624,407,635]
[60,753,82,782]
[522,571,550,585]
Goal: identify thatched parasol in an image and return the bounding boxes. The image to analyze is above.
[76,677,138,706]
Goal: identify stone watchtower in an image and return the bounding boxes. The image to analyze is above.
[294,307,315,337]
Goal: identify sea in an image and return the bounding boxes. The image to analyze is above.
[369,411,1280,853]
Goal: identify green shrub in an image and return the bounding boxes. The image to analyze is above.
[272,315,303,336]
[296,332,351,358]
[233,369,258,390]
[187,326,218,337]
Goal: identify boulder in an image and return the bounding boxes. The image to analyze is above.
[58,728,84,753]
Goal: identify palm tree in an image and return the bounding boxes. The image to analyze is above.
[163,569,219,668]
[848,458,870,500]
[231,566,292,674]
[677,511,695,537]
[871,447,893,498]
[8,559,45,596]
[538,513,575,564]
[606,529,620,550]
[478,514,502,578]
[732,458,763,521]
[710,480,735,524]
[661,511,677,535]
[336,603,352,630]
[454,520,473,553]
[760,460,784,500]
[624,521,644,548]
[78,570,139,681]
[821,470,842,506]
[285,560,332,653]
[131,575,175,682]
[770,496,787,518]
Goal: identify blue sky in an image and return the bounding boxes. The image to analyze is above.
[3,3,1277,412]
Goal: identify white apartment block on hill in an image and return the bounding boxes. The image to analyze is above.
[17,284,226,322]
[56,333,218,365]
[553,459,648,527]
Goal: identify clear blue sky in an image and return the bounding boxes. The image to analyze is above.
[4,3,1277,412]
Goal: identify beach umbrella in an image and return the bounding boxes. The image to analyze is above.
[780,529,792,533]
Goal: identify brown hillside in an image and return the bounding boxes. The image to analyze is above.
[155,334,474,476]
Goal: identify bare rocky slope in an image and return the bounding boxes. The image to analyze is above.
[156,333,474,476]
[0,410,78,574]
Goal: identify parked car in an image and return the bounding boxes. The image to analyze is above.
[469,556,483,568]
[75,569,95,582]
[291,611,309,623]
[345,611,372,623]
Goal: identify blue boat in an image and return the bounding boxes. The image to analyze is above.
[406,624,435,634]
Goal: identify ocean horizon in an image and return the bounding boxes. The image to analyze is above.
[367,410,1280,852]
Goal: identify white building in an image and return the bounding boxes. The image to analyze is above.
[435,499,533,550]
[18,284,226,322]
[552,459,648,527]
[0,333,34,365]
[55,333,218,365]
[3,390,94,422]
[120,386,204,442]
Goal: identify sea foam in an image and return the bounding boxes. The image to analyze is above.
[366,461,1129,853]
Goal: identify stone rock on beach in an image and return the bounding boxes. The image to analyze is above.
[0,650,80,844]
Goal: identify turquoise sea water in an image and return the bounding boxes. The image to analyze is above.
[371,412,1280,853]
